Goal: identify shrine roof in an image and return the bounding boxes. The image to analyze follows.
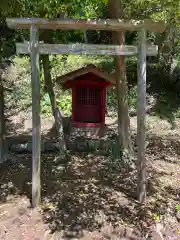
[55,64,116,85]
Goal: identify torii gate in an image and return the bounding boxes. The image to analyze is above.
[6,18,167,207]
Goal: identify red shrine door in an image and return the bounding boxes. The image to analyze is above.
[73,86,104,126]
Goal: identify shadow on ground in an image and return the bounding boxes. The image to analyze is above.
[0,132,179,239]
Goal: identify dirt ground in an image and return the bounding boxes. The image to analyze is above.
[0,113,180,239]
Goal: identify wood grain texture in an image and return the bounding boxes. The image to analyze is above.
[16,43,158,56]
[137,29,147,203]
[30,25,41,207]
[7,18,167,32]
[0,83,5,163]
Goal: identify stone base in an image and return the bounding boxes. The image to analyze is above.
[70,125,107,138]
[62,116,107,138]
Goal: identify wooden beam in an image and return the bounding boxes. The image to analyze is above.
[137,29,147,203]
[30,25,41,207]
[6,18,167,32]
[16,43,158,56]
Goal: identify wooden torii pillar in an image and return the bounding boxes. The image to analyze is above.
[6,18,166,207]
[30,25,41,207]
[137,29,147,203]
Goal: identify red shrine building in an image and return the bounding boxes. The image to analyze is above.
[57,64,115,128]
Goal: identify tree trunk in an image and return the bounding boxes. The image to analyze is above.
[41,55,66,154]
[83,31,88,43]
[108,0,133,156]
[0,80,5,163]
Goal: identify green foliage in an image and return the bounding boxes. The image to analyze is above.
[175,204,180,211]
[0,0,22,17]
[128,85,137,110]
[129,0,180,22]
[152,213,160,222]
[41,92,72,116]
[51,54,112,78]
[56,93,72,115]
[107,87,117,111]
[1,0,180,122]
[5,56,32,112]
[40,91,72,116]
[41,93,51,116]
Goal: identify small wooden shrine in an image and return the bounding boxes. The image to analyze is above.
[57,64,115,128]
